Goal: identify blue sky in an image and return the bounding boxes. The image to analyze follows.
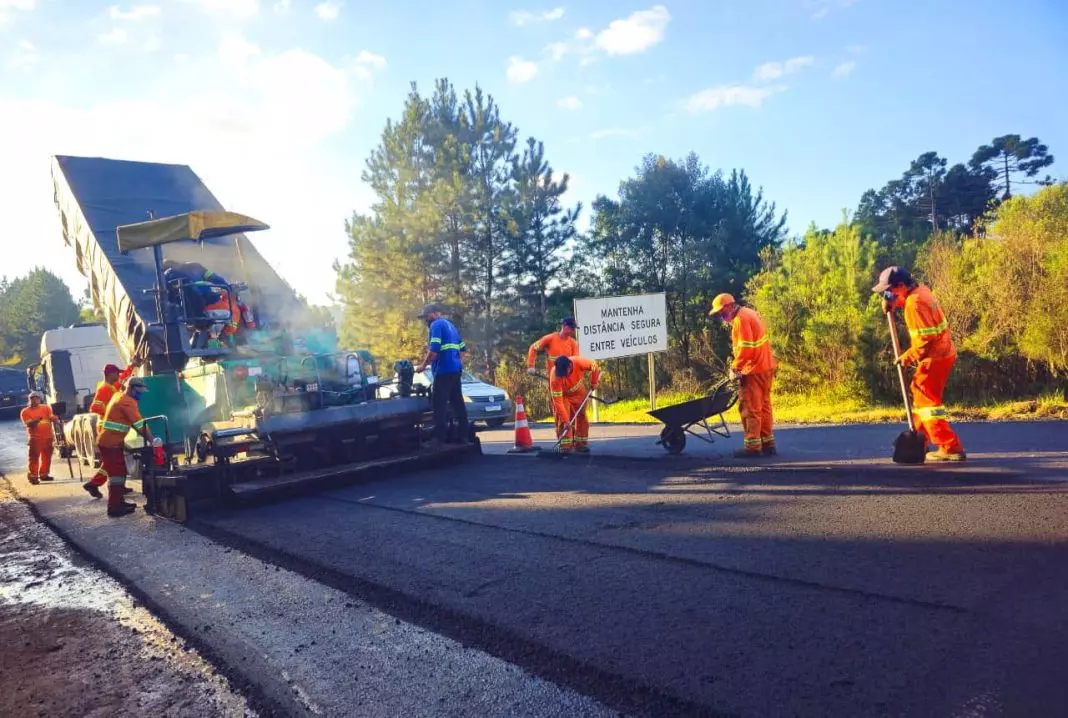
[1,0,1065,304]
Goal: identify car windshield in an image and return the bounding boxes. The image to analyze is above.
[461,371,479,384]
[0,369,25,392]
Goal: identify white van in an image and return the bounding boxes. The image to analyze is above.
[34,324,123,417]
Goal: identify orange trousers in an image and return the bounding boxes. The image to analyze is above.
[27,437,53,478]
[552,391,589,451]
[739,370,775,454]
[910,356,964,453]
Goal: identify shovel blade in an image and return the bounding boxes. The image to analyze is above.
[892,430,927,464]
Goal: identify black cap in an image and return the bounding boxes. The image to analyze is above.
[554,356,572,377]
[561,316,577,329]
[872,266,914,293]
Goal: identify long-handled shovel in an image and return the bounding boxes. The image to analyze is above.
[886,310,927,464]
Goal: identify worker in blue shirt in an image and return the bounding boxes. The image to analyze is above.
[415,303,470,444]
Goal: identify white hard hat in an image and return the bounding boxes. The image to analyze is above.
[28,391,43,400]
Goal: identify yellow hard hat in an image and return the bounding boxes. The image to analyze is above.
[708,293,736,317]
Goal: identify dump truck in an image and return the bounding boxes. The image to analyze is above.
[51,155,479,522]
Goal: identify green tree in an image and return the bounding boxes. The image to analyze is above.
[335,84,445,364]
[508,137,580,328]
[585,153,786,370]
[969,134,1055,199]
[458,86,518,380]
[0,268,81,366]
[747,221,881,396]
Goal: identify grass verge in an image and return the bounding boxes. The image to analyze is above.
[551,390,1068,425]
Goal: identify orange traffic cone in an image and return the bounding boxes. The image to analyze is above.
[507,394,539,453]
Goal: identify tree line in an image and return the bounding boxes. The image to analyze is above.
[335,77,1064,416]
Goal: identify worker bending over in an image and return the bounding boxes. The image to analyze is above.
[709,293,777,458]
[21,392,55,484]
[873,266,966,462]
[96,377,154,517]
[527,316,580,424]
[550,356,600,453]
[83,359,141,499]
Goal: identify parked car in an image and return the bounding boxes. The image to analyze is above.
[0,367,29,419]
[377,369,513,427]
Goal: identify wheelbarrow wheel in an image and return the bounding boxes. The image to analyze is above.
[660,426,686,454]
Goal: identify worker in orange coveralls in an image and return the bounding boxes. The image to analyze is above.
[96,377,154,517]
[527,316,580,424]
[549,355,600,453]
[709,293,777,458]
[83,359,142,499]
[204,289,242,344]
[20,392,55,485]
[873,266,966,462]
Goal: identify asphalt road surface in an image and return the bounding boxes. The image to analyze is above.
[3,416,1068,717]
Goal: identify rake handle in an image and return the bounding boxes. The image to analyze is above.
[886,310,918,432]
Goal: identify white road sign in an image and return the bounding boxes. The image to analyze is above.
[574,292,668,360]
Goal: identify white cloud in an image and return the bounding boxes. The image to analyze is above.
[98,28,129,45]
[510,7,565,26]
[506,56,539,84]
[315,1,341,20]
[143,34,161,52]
[806,0,859,20]
[272,0,290,13]
[6,39,36,70]
[219,32,260,65]
[594,5,670,55]
[0,36,364,304]
[109,4,161,20]
[846,43,867,54]
[0,0,35,24]
[350,50,386,80]
[180,0,259,19]
[684,84,785,113]
[546,6,669,64]
[832,60,856,78]
[752,55,814,82]
[557,95,582,110]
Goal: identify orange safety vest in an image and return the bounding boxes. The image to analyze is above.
[21,404,54,441]
[549,357,601,398]
[730,307,776,375]
[97,393,146,449]
[903,284,955,362]
[527,332,579,375]
[205,291,241,335]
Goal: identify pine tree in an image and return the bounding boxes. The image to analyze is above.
[457,87,517,381]
[509,137,580,330]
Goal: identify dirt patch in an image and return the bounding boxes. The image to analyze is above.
[0,481,254,718]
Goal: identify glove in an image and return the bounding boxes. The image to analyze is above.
[896,349,918,368]
[526,367,537,375]
[881,298,895,315]
[728,368,741,381]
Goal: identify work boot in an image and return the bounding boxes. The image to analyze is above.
[28,475,40,486]
[762,445,777,457]
[926,449,967,462]
[107,503,137,517]
[82,482,103,499]
[123,487,134,494]
[39,475,54,482]
[733,449,764,459]
[574,444,590,454]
